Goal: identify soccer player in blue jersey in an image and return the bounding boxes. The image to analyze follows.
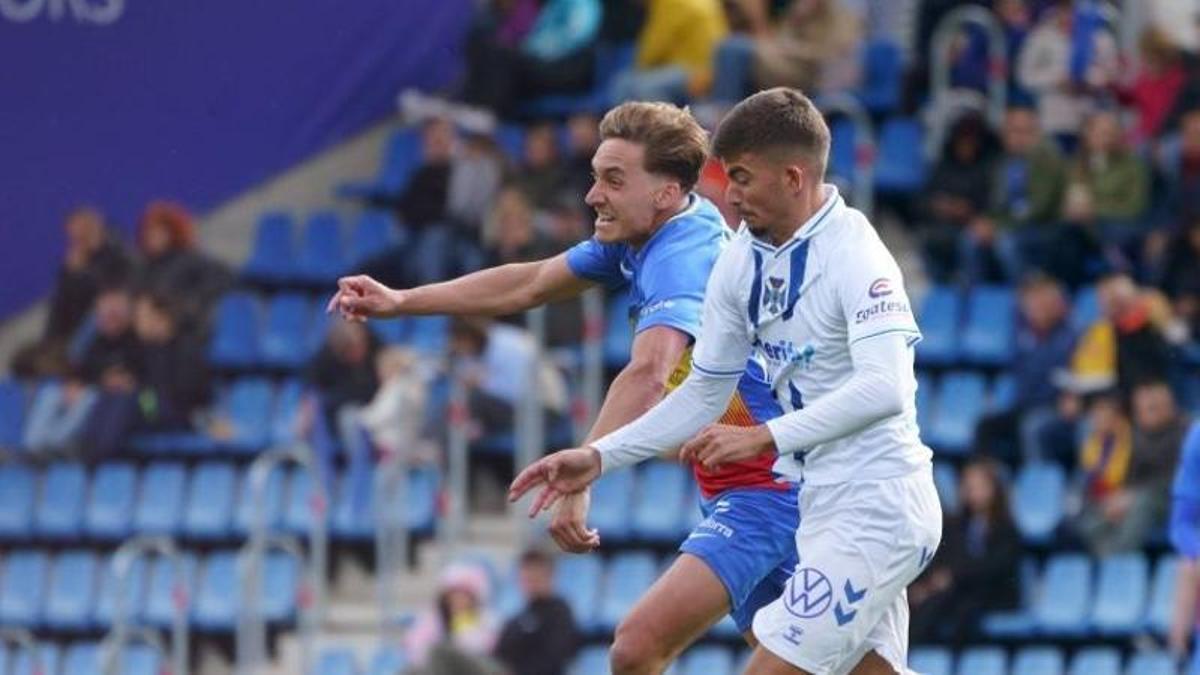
[330,101,798,674]
[1170,421,1200,674]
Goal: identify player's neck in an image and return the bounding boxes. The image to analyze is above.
[631,194,691,249]
[764,187,825,246]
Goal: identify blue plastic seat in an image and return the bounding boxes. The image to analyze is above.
[0,550,47,627]
[1091,553,1148,635]
[1146,555,1178,635]
[1010,462,1065,543]
[209,292,261,368]
[261,294,312,369]
[932,462,959,515]
[1035,554,1092,636]
[244,211,298,283]
[193,551,237,630]
[35,461,86,539]
[350,210,398,266]
[63,641,160,675]
[332,463,373,541]
[133,462,187,535]
[961,286,1016,365]
[263,550,300,622]
[0,379,25,450]
[681,646,732,675]
[554,554,601,632]
[313,648,358,675]
[85,462,136,541]
[338,128,423,199]
[217,378,275,452]
[0,463,35,540]
[632,462,687,542]
[143,554,196,628]
[955,646,1006,675]
[572,645,609,675]
[93,555,146,629]
[234,464,286,537]
[284,467,331,537]
[828,117,858,186]
[597,553,657,631]
[925,371,986,454]
[1124,651,1178,675]
[875,117,927,194]
[989,374,1017,413]
[908,646,953,675]
[589,469,634,542]
[44,550,97,631]
[298,211,347,284]
[859,39,904,114]
[7,643,60,675]
[1012,646,1065,675]
[183,462,237,540]
[366,645,407,675]
[915,286,960,366]
[271,379,306,448]
[408,315,449,356]
[1068,647,1121,675]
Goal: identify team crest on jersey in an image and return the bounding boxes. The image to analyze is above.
[763,276,787,315]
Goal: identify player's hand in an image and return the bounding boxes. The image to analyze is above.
[549,489,600,553]
[680,424,775,472]
[326,275,403,322]
[508,447,602,517]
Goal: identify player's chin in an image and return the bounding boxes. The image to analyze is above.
[593,220,620,243]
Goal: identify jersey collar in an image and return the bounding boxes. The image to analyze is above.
[747,184,843,256]
[634,193,700,254]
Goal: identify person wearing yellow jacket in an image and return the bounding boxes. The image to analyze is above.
[610,0,728,103]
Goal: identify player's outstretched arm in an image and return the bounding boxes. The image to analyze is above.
[328,253,592,321]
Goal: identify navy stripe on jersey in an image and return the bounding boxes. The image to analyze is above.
[782,239,811,321]
[748,249,764,327]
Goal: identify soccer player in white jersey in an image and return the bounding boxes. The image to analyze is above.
[510,87,943,675]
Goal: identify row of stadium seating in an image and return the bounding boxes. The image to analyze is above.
[0,462,438,544]
[242,210,397,287]
[0,642,166,675]
[0,547,299,632]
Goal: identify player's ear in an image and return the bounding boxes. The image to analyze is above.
[784,164,805,195]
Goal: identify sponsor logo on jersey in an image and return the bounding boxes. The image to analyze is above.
[854,299,911,325]
[868,277,893,298]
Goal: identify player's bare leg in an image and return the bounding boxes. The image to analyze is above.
[609,553,732,675]
[743,647,899,675]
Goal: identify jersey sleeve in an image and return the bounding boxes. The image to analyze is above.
[838,231,922,346]
[1170,422,1200,558]
[565,237,628,288]
[628,230,714,338]
[691,246,752,377]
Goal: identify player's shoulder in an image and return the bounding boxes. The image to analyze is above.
[650,194,727,250]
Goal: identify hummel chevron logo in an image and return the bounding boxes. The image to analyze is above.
[843,579,867,605]
[834,602,857,626]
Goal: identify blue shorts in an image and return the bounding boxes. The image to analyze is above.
[679,486,799,633]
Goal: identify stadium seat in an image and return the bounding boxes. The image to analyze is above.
[271,378,306,448]
[350,210,398,266]
[960,286,1016,365]
[572,646,609,675]
[1091,553,1148,635]
[589,469,634,542]
[63,641,160,675]
[554,554,601,632]
[133,462,187,535]
[35,461,86,539]
[192,551,238,629]
[925,371,986,454]
[313,648,357,675]
[908,646,953,675]
[244,211,298,283]
[143,553,196,628]
[262,550,300,622]
[298,211,347,284]
[234,463,286,537]
[828,117,858,187]
[874,117,926,194]
[209,292,261,368]
[631,462,688,542]
[337,128,423,199]
[0,550,47,627]
[681,645,733,675]
[1035,554,1092,636]
[1146,555,1178,635]
[1012,646,1065,675]
[217,378,275,453]
[332,463,373,541]
[93,555,147,629]
[261,294,313,369]
[1123,651,1178,675]
[955,646,1006,675]
[84,462,137,541]
[183,462,237,540]
[367,645,408,675]
[915,286,960,366]
[989,374,1017,414]
[603,290,634,368]
[0,379,25,450]
[932,462,959,514]
[407,315,449,356]
[6,643,60,675]
[371,315,409,345]
[597,553,657,631]
[1068,647,1121,675]
[0,462,35,540]
[859,39,904,114]
[284,467,331,537]
[44,550,97,631]
[1010,462,1065,543]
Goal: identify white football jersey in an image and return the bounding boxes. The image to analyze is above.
[691,186,932,485]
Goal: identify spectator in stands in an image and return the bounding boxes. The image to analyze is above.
[565,112,600,197]
[396,117,457,229]
[920,112,999,283]
[1064,111,1150,259]
[1075,381,1188,554]
[910,457,1021,645]
[1119,28,1188,146]
[1094,273,1178,393]
[1070,390,1134,553]
[609,0,727,103]
[541,197,587,349]
[975,274,1076,465]
[494,549,580,675]
[11,207,133,378]
[305,320,380,450]
[968,105,1068,282]
[129,291,211,432]
[1017,0,1119,150]
[1157,109,1200,229]
[483,186,555,268]
[1151,219,1200,338]
[404,562,504,675]
[513,123,571,210]
[357,346,432,462]
[135,200,232,331]
[448,132,505,234]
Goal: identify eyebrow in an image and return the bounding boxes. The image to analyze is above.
[592,166,625,178]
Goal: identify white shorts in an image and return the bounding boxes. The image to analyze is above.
[752,467,943,674]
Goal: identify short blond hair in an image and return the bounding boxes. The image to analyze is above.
[598,102,709,192]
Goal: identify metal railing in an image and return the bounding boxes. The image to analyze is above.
[374,444,410,639]
[930,5,1009,127]
[236,446,327,675]
[819,93,876,218]
[101,535,188,675]
[514,306,547,539]
[0,629,41,675]
[578,288,605,440]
